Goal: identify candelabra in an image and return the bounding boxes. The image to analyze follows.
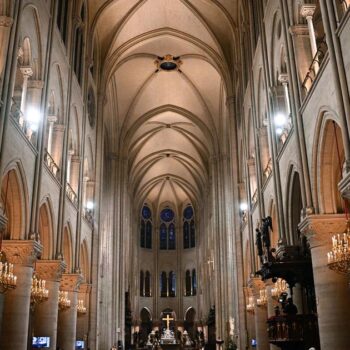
[246,296,255,313]
[31,273,49,307]
[327,220,350,274]
[256,289,267,306]
[271,278,287,298]
[77,299,87,315]
[58,291,71,310]
[0,251,17,293]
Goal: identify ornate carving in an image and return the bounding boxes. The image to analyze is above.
[299,214,347,248]
[2,240,42,266]
[278,73,289,85]
[35,260,66,282]
[60,273,83,292]
[19,66,33,77]
[300,4,317,18]
[78,283,92,294]
[0,16,13,27]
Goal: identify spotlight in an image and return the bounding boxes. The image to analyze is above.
[26,107,41,131]
[240,203,248,211]
[86,201,94,210]
[274,113,286,127]
[276,127,283,135]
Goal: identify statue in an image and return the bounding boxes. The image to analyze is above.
[256,228,263,264]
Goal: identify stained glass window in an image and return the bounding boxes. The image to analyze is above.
[183,205,195,248]
[159,207,176,250]
[140,205,152,249]
[160,272,167,297]
[169,271,176,297]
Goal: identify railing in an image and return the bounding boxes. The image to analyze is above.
[302,38,328,95]
[9,98,37,147]
[263,158,273,179]
[83,208,94,226]
[267,314,319,349]
[252,189,258,205]
[44,149,60,180]
[66,182,78,207]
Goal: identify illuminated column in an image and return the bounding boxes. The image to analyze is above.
[0,240,42,349]
[57,273,83,350]
[278,74,291,116]
[0,16,13,77]
[76,283,91,344]
[19,67,33,126]
[265,285,279,350]
[67,150,74,184]
[26,80,44,139]
[250,278,269,350]
[301,5,319,73]
[70,155,81,195]
[33,260,66,350]
[299,215,350,350]
[52,124,65,168]
[47,115,57,155]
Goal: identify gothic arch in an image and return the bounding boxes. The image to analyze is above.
[313,110,345,214]
[38,199,54,259]
[1,162,28,239]
[80,239,90,282]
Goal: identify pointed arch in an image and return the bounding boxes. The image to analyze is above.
[38,199,54,259]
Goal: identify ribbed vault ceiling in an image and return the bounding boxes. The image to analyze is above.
[91,0,238,212]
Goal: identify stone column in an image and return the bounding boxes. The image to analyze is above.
[70,155,81,194]
[249,278,269,350]
[33,260,66,350]
[52,124,65,169]
[19,67,33,127]
[278,73,291,116]
[57,273,83,350]
[25,79,44,140]
[299,214,350,350]
[289,25,312,87]
[0,210,8,333]
[76,283,91,343]
[0,240,42,350]
[0,16,13,78]
[265,285,278,350]
[66,150,74,184]
[300,5,318,73]
[47,115,57,155]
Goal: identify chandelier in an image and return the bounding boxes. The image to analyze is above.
[58,291,71,310]
[77,299,87,315]
[246,296,255,313]
[327,220,350,274]
[0,251,17,293]
[31,273,49,306]
[256,289,267,306]
[271,278,287,298]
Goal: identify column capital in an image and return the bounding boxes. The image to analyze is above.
[300,4,317,18]
[47,115,57,123]
[19,66,33,77]
[289,25,309,37]
[0,16,13,27]
[2,239,42,266]
[35,259,66,282]
[298,214,347,248]
[60,273,83,292]
[79,283,92,294]
[278,73,289,85]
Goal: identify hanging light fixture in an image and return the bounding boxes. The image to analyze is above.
[77,299,87,315]
[271,278,287,299]
[0,175,18,294]
[31,273,49,307]
[246,296,255,313]
[326,122,350,279]
[256,289,267,306]
[58,291,71,310]
[0,251,17,293]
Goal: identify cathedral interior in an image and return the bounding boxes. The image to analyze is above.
[0,0,350,349]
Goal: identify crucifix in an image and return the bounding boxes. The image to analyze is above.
[162,314,174,331]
